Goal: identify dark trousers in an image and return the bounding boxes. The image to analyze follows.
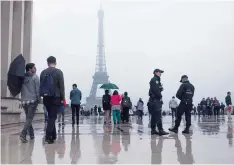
[207,106,212,116]
[137,110,143,119]
[198,110,201,116]
[202,106,206,116]
[149,100,163,131]
[122,107,130,122]
[221,109,225,115]
[71,104,80,125]
[175,102,192,129]
[43,97,60,139]
[171,108,177,119]
[214,107,220,116]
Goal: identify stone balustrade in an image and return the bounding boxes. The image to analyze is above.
[1,97,44,126]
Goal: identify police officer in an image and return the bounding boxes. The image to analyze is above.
[148,69,169,135]
[169,75,195,134]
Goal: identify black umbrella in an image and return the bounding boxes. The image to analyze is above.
[7,54,25,97]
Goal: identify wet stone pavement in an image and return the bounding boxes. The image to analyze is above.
[1,115,234,164]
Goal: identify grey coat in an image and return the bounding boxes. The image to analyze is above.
[21,72,40,101]
[137,101,144,111]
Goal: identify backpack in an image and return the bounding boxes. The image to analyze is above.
[206,100,211,107]
[122,97,132,108]
[40,69,56,97]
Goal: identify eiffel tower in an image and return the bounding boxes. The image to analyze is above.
[86,7,109,108]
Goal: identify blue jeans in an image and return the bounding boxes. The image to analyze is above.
[112,110,121,123]
[21,102,38,137]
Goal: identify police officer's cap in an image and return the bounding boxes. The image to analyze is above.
[180,75,188,82]
[153,69,164,74]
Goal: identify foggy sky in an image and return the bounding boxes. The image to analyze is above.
[32,0,234,110]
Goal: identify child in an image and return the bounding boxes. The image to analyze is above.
[58,99,66,127]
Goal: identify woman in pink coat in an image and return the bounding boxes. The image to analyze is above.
[110,90,122,124]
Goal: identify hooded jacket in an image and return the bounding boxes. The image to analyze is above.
[21,72,40,101]
[225,95,232,106]
[137,100,144,111]
[169,98,178,108]
[111,94,122,105]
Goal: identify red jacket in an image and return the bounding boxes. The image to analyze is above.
[63,99,66,106]
[111,95,122,105]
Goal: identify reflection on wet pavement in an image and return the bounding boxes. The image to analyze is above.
[1,116,234,164]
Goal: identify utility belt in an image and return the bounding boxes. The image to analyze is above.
[149,98,162,104]
[181,99,192,105]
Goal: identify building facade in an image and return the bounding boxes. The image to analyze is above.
[1,1,33,97]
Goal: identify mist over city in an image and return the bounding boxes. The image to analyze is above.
[32,0,234,109]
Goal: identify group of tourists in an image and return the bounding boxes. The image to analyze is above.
[102,90,132,125]
[20,56,82,144]
[18,55,233,144]
[197,92,233,118]
[198,97,224,116]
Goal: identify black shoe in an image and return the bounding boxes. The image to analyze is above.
[45,138,54,144]
[117,122,120,124]
[20,135,28,143]
[30,136,35,140]
[151,130,159,135]
[168,127,178,134]
[114,122,117,125]
[182,129,190,134]
[45,136,55,144]
[158,130,169,136]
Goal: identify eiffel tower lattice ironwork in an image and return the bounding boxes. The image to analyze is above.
[86,7,109,108]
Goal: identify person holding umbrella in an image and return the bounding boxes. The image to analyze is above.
[20,63,40,143]
[102,90,111,124]
[100,82,119,124]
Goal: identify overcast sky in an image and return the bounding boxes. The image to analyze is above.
[32,0,234,110]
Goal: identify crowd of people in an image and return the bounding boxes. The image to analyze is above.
[197,92,233,119]
[18,56,233,144]
[102,90,133,125]
[168,93,233,120]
